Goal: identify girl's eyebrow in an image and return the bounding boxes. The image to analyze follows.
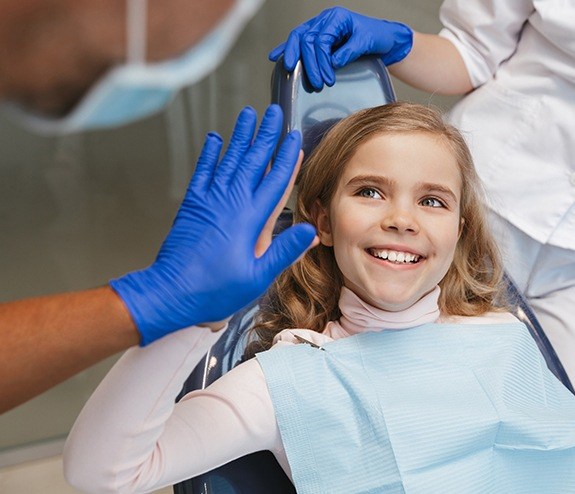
[416,182,459,204]
[346,174,459,204]
[345,174,394,188]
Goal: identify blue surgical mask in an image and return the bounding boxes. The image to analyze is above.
[1,0,264,134]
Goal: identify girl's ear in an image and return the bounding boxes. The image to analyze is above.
[459,217,465,238]
[311,199,334,247]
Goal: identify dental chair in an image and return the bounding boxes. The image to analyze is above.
[174,57,573,494]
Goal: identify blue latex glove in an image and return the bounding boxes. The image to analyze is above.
[110,105,317,345]
[269,7,413,90]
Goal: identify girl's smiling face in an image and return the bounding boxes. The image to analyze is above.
[315,131,463,312]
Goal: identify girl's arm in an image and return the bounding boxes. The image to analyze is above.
[63,326,281,494]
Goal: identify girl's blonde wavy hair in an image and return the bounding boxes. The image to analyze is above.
[245,102,505,358]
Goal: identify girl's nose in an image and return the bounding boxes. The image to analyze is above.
[381,206,419,234]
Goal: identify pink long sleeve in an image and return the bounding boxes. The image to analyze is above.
[63,287,516,494]
[63,326,284,494]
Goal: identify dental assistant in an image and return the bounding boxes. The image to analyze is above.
[0,0,316,414]
[272,0,575,383]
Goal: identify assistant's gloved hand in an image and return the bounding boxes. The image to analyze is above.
[110,105,317,345]
[269,7,413,90]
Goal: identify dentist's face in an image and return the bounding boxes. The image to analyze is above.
[316,132,463,312]
[0,0,233,115]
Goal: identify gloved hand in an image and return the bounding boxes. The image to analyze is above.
[110,105,317,345]
[269,7,413,90]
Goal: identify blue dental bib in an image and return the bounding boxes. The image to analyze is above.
[257,323,575,493]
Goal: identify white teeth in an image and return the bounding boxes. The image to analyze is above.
[370,248,420,264]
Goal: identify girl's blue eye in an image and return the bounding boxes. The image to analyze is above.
[358,188,382,199]
[421,197,444,208]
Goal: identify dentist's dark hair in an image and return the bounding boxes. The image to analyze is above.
[245,102,505,358]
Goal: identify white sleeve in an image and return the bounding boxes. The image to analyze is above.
[63,326,280,494]
[438,0,534,87]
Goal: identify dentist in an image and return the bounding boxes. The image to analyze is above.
[0,0,317,413]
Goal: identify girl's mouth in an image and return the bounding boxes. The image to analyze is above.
[367,248,422,264]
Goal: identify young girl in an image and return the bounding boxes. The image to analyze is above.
[64,103,575,494]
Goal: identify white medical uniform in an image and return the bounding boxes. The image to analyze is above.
[439,0,575,381]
